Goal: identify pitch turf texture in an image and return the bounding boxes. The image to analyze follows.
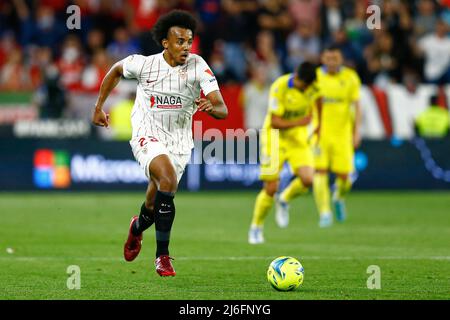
[0,191,449,300]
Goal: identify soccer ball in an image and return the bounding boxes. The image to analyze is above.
[267,256,304,291]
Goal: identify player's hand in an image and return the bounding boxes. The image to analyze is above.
[353,131,361,149]
[92,108,110,128]
[297,114,312,126]
[195,98,214,114]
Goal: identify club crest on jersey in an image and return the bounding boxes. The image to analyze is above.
[150,95,182,109]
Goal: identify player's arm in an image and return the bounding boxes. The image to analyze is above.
[313,97,323,142]
[196,90,228,120]
[92,61,124,127]
[271,113,312,130]
[350,71,363,149]
[353,100,362,149]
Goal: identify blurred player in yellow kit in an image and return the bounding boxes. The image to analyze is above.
[314,45,362,227]
[275,45,362,228]
[248,62,321,244]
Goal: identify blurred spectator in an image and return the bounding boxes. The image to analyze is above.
[220,0,259,82]
[81,50,112,92]
[320,0,346,43]
[209,40,238,83]
[125,0,167,33]
[286,22,321,70]
[125,0,177,55]
[288,0,321,32]
[27,45,53,89]
[364,30,400,87]
[417,19,450,84]
[0,1,20,37]
[17,3,67,51]
[442,0,450,25]
[0,0,449,94]
[0,47,31,91]
[344,0,373,52]
[257,0,293,51]
[415,95,449,138]
[195,0,222,60]
[0,31,19,68]
[403,69,421,94]
[247,30,283,82]
[414,0,439,37]
[77,0,125,44]
[330,27,362,70]
[240,63,271,130]
[34,65,67,119]
[57,35,85,91]
[107,26,140,61]
[109,91,135,141]
[86,29,106,56]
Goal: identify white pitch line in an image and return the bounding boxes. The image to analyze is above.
[0,256,449,262]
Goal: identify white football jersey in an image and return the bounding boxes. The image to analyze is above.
[122,52,219,154]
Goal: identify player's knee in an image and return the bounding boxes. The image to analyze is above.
[158,174,178,193]
[264,181,279,197]
[301,176,314,188]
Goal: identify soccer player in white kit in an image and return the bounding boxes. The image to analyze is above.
[92,10,228,277]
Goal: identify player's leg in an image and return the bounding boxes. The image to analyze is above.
[134,179,157,234]
[249,180,279,244]
[313,169,332,227]
[125,136,165,262]
[330,139,354,222]
[249,127,283,243]
[332,173,352,222]
[126,136,178,275]
[124,179,157,262]
[276,145,314,228]
[313,140,333,227]
[148,154,178,276]
[152,152,191,276]
[276,167,312,228]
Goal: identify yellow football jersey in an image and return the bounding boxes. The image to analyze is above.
[262,74,320,145]
[315,66,361,138]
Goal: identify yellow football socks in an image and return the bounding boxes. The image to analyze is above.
[251,190,275,227]
[335,177,352,201]
[280,178,309,203]
[313,174,331,216]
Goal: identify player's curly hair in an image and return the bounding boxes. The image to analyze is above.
[296,62,317,85]
[151,10,197,47]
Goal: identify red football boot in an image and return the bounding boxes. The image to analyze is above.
[155,255,176,276]
[123,216,142,262]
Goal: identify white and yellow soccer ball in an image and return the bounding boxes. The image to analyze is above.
[267,256,304,291]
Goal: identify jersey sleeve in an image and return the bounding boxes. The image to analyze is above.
[268,78,286,117]
[349,70,362,102]
[122,54,146,80]
[197,56,220,96]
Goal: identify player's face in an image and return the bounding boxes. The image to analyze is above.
[163,27,193,65]
[322,50,343,73]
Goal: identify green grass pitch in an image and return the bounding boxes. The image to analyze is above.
[0,191,449,300]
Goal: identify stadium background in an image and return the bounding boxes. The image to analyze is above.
[0,0,449,302]
[0,0,449,192]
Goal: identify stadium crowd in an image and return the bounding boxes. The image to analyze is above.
[0,0,449,94]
